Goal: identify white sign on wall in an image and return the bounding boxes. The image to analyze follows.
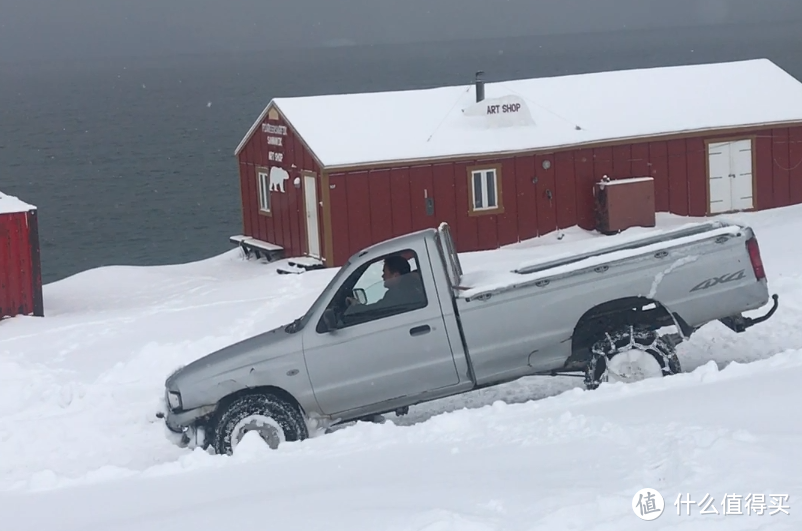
[262,124,288,135]
[268,167,290,193]
[463,94,535,127]
[263,119,288,191]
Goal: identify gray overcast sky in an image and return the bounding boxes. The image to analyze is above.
[1,0,801,64]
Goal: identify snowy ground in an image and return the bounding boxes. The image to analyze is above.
[1,205,801,529]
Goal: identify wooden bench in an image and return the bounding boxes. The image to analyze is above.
[229,235,284,262]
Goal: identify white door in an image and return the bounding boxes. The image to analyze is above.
[304,174,321,258]
[708,139,754,214]
[707,141,731,213]
[730,139,755,211]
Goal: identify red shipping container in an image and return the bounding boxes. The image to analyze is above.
[0,191,44,319]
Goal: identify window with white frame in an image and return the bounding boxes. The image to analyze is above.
[470,167,500,212]
[257,170,271,213]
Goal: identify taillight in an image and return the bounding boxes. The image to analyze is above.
[746,237,766,280]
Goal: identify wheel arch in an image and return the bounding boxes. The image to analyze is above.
[207,384,310,455]
[565,296,692,369]
[214,384,307,419]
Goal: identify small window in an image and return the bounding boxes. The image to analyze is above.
[317,250,427,332]
[468,165,504,215]
[257,168,271,213]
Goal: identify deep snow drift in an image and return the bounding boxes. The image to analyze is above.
[1,206,801,529]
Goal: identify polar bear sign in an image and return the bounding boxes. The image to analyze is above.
[268,167,290,193]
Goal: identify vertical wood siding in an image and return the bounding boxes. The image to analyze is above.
[686,138,707,216]
[236,109,321,260]
[321,126,802,266]
[667,139,689,216]
[0,210,43,319]
[790,126,802,205]
[772,128,791,208]
[237,114,802,268]
[755,133,774,211]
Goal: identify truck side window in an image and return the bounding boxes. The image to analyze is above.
[320,250,428,330]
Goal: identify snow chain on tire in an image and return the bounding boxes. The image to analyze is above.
[584,325,681,390]
[210,392,308,456]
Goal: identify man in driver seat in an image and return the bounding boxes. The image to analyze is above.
[345,255,424,314]
[342,254,425,425]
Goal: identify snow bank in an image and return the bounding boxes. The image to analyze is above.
[0,205,801,530]
[0,250,337,491]
[2,349,800,530]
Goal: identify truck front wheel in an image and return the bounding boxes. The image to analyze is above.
[210,392,308,455]
[584,326,681,390]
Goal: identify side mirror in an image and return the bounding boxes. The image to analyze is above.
[322,308,339,332]
[353,288,367,305]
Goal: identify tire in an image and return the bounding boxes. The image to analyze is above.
[584,326,681,391]
[210,392,309,455]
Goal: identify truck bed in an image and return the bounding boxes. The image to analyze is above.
[455,219,744,299]
[437,217,768,385]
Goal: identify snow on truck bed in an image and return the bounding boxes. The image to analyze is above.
[1,206,801,530]
[456,215,742,296]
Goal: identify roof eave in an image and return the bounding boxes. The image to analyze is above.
[234,102,327,172]
[319,119,802,173]
[234,101,275,157]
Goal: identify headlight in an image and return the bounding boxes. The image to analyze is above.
[167,391,182,411]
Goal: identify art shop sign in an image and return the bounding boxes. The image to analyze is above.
[262,123,287,163]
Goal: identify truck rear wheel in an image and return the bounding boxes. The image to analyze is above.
[210,392,308,455]
[584,326,681,390]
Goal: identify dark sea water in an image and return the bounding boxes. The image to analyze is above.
[3,21,802,284]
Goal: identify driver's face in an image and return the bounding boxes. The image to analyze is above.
[382,263,400,286]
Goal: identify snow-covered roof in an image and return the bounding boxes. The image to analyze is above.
[0,191,36,215]
[236,59,802,169]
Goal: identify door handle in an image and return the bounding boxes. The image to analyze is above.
[409,325,431,336]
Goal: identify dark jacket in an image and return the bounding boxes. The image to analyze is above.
[344,273,425,318]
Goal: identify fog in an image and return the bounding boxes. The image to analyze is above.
[2,0,801,64]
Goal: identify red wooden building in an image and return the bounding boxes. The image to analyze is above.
[232,58,802,268]
[0,191,44,319]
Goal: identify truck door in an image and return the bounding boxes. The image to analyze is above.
[302,246,460,415]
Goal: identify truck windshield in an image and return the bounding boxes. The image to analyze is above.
[285,257,356,333]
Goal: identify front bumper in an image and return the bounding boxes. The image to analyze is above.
[719,293,779,333]
[156,403,216,449]
[163,403,217,433]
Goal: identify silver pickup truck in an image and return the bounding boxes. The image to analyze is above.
[161,221,779,455]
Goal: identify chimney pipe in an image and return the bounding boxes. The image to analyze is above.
[475,71,485,102]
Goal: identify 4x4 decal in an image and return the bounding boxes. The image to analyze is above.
[690,269,746,292]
